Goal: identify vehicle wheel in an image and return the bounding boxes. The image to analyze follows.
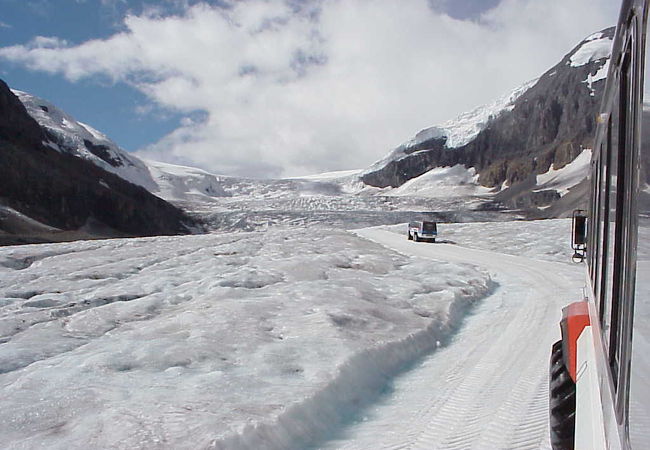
[549,340,575,450]
[432,238,436,243]
[414,233,419,242]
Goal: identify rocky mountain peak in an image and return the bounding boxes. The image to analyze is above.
[0,80,197,244]
[360,27,615,214]
[11,89,159,191]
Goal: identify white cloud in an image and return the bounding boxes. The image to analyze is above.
[0,0,618,177]
[100,0,127,6]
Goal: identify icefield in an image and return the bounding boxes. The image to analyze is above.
[0,226,494,449]
[0,218,597,449]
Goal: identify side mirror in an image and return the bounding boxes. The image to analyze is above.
[571,209,587,262]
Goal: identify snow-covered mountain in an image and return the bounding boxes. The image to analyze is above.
[361,28,616,214]
[12,89,235,204]
[0,80,195,244]
[12,92,372,209]
[364,79,537,177]
[12,89,158,192]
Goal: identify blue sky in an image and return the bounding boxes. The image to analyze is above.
[1,0,499,154]
[0,0,618,177]
[0,0,196,151]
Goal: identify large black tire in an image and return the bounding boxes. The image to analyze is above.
[549,340,576,450]
[414,233,419,242]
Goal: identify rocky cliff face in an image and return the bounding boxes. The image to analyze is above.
[0,79,196,243]
[361,28,615,211]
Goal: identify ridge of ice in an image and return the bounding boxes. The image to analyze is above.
[144,159,229,201]
[0,227,492,448]
[436,79,537,149]
[78,121,110,142]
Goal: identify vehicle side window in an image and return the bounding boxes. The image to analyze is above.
[628,11,650,446]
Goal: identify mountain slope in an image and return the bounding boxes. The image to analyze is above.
[361,28,615,212]
[12,89,159,191]
[0,79,195,244]
[14,89,233,205]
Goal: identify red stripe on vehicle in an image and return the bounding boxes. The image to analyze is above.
[562,301,591,382]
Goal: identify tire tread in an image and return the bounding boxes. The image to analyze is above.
[549,339,576,450]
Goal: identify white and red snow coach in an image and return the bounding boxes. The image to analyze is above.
[550,1,650,448]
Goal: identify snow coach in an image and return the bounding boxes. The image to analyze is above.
[407,220,437,242]
[550,1,650,448]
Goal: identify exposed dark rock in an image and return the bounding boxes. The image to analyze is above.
[0,80,45,150]
[0,79,197,243]
[493,175,561,210]
[83,139,123,167]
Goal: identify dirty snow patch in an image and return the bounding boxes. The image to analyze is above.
[535,149,592,196]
